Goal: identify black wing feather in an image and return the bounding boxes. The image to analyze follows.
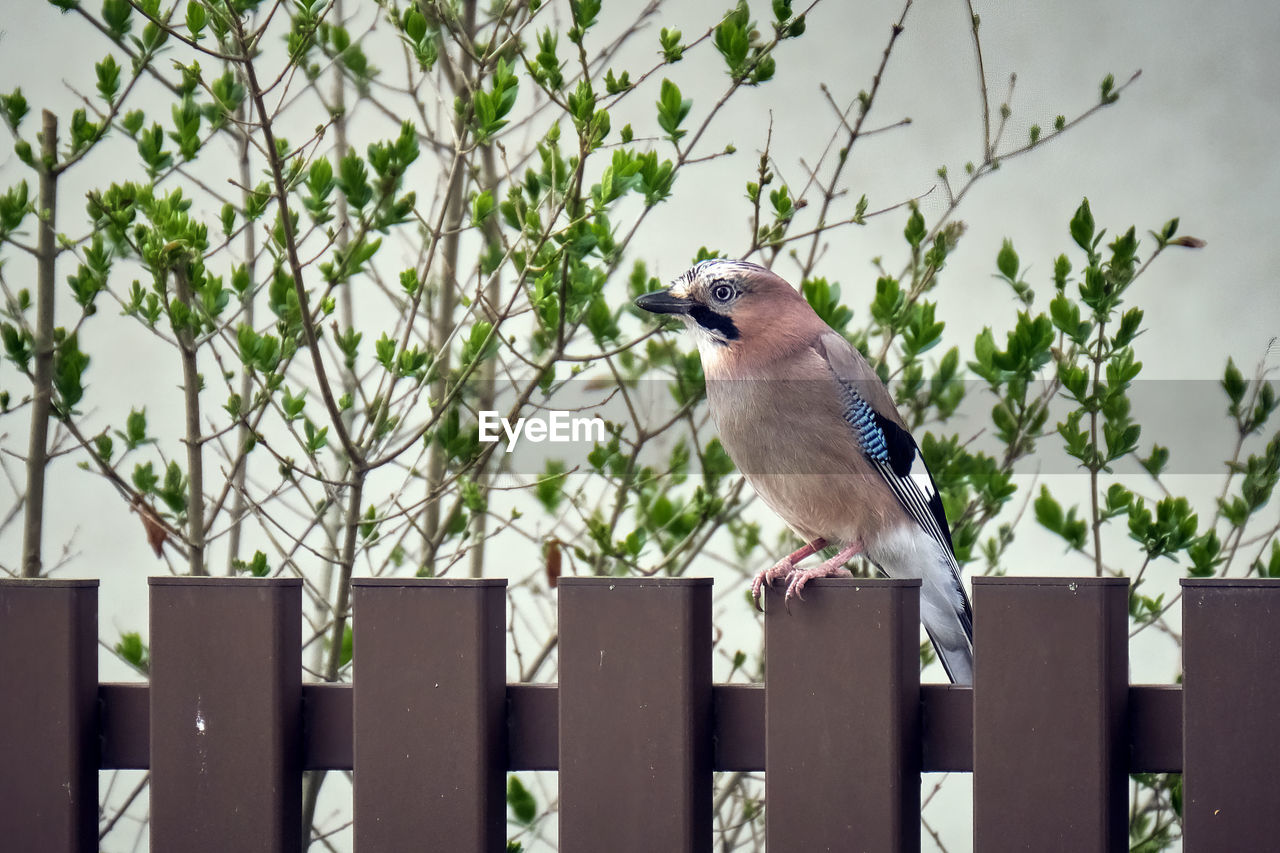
[826,354,974,648]
[871,413,954,551]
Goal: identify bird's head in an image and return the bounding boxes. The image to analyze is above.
[634,259,811,354]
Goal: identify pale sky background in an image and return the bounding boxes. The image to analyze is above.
[2,0,1278,850]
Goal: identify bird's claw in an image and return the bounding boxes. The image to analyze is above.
[785,573,803,604]
[783,564,854,608]
[752,541,857,611]
[750,556,798,611]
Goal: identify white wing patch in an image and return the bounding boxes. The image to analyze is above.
[909,464,937,505]
[873,458,953,569]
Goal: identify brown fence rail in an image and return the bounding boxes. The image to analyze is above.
[2,575,1278,851]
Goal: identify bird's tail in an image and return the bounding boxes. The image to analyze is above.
[867,524,975,684]
[921,571,973,685]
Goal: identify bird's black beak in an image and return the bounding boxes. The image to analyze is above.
[634,288,691,316]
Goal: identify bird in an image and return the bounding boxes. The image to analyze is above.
[634,259,974,684]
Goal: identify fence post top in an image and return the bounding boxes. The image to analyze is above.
[557,576,713,587]
[1181,578,1280,589]
[147,576,303,587]
[351,577,508,588]
[973,576,1129,587]
[773,577,922,588]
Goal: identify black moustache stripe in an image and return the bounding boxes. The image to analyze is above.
[688,305,739,340]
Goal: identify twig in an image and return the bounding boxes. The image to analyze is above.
[21,111,58,578]
[172,265,207,575]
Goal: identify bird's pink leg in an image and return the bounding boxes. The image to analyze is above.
[750,538,828,610]
[785,541,863,605]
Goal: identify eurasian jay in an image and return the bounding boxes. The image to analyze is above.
[635,259,975,684]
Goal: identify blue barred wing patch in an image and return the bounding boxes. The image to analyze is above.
[840,387,889,463]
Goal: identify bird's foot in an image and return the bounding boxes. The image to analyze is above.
[750,558,799,610]
[784,542,864,608]
[750,538,828,611]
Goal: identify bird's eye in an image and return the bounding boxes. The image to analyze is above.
[711,283,736,303]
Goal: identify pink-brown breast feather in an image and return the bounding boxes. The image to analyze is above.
[704,341,908,545]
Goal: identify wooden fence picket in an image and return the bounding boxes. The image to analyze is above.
[972,577,1129,852]
[765,577,921,852]
[351,578,507,852]
[149,577,302,852]
[1182,579,1280,849]
[558,577,713,853]
[0,579,98,853]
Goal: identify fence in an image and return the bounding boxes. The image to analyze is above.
[1,575,1278,852]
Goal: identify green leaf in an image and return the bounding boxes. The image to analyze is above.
[1049,293,1090,345]
[801,278,853,333]
[132,461,157,493]
[996,238,1019,280]
[507,775,538,826]
[186,1,206,38]
[404,7,426,41]
[1222,357,1247,414]
[535,459,568,512]
[461,321,497,368]
[1140,444,1169,478]
[123,407,148,448]
[95,54,121,103]
[1034,487,1063,533]
[1070,198,1095,254]
[1249,381,1278,435]
[714,2,752,79]
[53,332,90,414]
[1,88,30,129]
[460,477,487,513]
[115,631,149,673]
[102,0,132,39]
[568,0,601,40]
[338,623,353,668]
[1188,530,1221,577]
[156,460,186,514]
[232,550,270,577]
[471,57,519,142]
[282,386,306,421]
[1112,307,1143,347]
[903,206,926,248]
[604,68,632,95]
[1,322,30,370]
[359,503,379,541]
[656,78,691,142]
[871,276,903,326]
[136,122,172,176]
[374,333,395,369]
[0,180,29,237]
[337,152,372,209]
[219,202,236,235]
[1099,72,1119,104]
[1253,539,1280,579]
[659,27,683,62]
[1053,253,1071,290]
[901,301,945,357]
[471,189,494,226]
[121,109,144,136]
